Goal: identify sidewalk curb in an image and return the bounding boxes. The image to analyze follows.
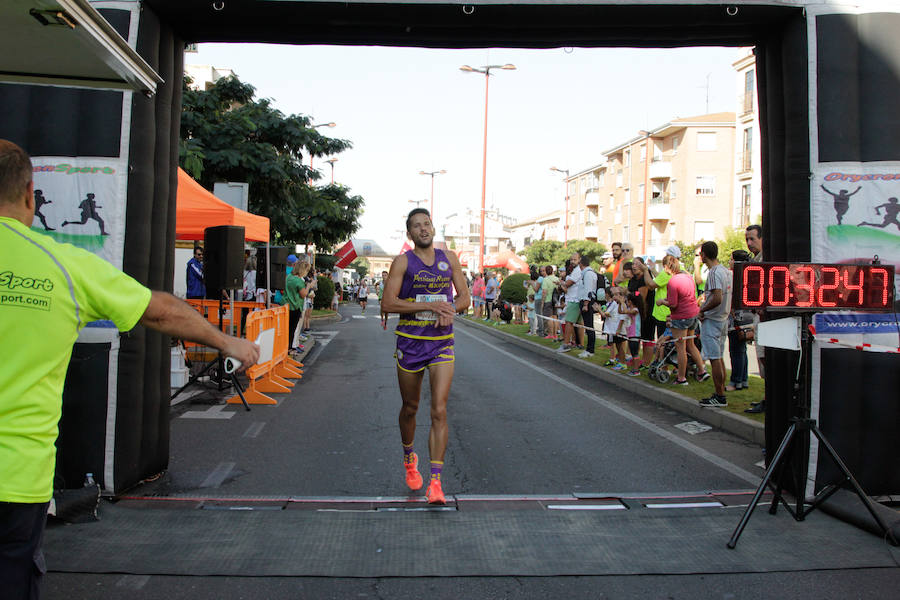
[311,312,341,324]
[457,318,764,446]
[291,336,316,366]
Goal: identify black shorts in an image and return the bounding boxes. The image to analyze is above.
[646,315,666,342]
[0,501,49,600]
[612,334,627,345]
[628,338,641,356]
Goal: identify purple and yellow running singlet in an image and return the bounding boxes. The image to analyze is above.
[395,249,455,372]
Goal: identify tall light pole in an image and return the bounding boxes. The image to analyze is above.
[325,157,338,184]
[460,63,516,273]
[419,169,446,220]
[407,199,427,213]
[550,166,570,246]
[308,122,336,170]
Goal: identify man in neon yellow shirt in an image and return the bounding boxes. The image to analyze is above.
[642,245,682,346]
[0,140,259,598]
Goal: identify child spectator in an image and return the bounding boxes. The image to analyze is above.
[623,292,643,376]
[525,277,536,335]
[601,287,624,367]
[613,289,631,370]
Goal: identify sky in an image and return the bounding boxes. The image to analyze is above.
[187,43,745,251]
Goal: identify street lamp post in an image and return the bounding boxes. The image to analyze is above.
[407,199,427,215]
[550,166,570,246]
[325,157,338,184]
[460,63,516,273]
[418,169,446,220]
[309,122,336,170]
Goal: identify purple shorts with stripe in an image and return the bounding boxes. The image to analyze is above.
[396,335,454,372]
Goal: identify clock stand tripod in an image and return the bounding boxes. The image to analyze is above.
[726,312,896,548]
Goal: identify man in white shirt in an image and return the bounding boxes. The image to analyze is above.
[556,252,583,353]
[577,255,598,358]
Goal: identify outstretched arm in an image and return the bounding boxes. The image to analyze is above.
[139,291,259,371]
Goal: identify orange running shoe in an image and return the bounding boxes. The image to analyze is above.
[426,479,446,505]
[404,452,423,490]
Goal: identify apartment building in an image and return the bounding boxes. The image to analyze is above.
[733,48,762,228]
[442,207,515,269]
[184,64,235,90]
[507,209,563,251]
[563,112,736,259]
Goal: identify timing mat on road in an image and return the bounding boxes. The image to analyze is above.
[44,496,900,577]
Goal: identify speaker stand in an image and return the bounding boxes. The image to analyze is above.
[170,295,250,411]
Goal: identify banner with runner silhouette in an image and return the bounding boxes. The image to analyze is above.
[30,158,128,266]
[811,164,900,300]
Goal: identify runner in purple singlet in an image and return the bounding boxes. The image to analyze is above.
[381,208,470,504]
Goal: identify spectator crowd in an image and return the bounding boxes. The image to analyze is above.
[465,226,765,412]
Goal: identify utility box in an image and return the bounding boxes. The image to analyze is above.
[214,181,249,212]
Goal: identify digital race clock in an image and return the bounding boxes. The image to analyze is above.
[732,263,895,312]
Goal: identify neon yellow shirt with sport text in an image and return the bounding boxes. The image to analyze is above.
[0,217,151,503]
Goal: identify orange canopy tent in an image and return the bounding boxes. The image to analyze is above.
[175,168,270,242]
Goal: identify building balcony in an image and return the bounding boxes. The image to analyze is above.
[737,151,753,175]
[648,159,671,180]
[585,192,600,207]
[584,224,599,238]
[738,93,754,117]
[647,200,670,221]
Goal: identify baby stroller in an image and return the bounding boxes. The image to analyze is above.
[647,332,704,383]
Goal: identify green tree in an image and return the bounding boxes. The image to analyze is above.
[179,74,363,248]
[350,257,369,279]
[499,273,529,304]
[523,239,607,270]
[314,254,338,272]
[673,240,697,274]
[715,227,749,264]
[524,240,564,265]
[313,275,335,310]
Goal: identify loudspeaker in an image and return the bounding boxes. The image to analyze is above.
[257,246,289,290]
[203,226,244,294]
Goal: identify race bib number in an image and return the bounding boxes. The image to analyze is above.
[415,294,448,321]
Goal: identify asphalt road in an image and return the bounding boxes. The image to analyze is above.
[149,304,763,499]
[43,302,900,599]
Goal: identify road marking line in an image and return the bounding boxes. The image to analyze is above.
[243,422,266,438]
[115,575,150,589]
[201,462,236,488]
[547,504,627,511]
[675,421,713,435]
[646,501,724,509]
[455,327,761,486]
[180,404,235,420]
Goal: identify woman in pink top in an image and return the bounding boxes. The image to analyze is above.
[657,255,708,385]
[471,273,486,318]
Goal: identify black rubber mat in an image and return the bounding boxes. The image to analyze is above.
[44,503,900,577]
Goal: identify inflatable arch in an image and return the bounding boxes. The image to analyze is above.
[1,1,897,497]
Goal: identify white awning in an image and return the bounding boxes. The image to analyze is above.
[0,0,162,95]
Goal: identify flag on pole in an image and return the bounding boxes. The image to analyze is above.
[334,240,357,268]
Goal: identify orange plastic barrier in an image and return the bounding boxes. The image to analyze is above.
[227,304,303,405]
[184,299,265,346]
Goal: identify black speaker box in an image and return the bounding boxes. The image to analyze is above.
[204,226,244,294]
[257,246,289,290]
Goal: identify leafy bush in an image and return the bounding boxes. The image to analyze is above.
[313,275,334,310]
[499,273,530,305]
